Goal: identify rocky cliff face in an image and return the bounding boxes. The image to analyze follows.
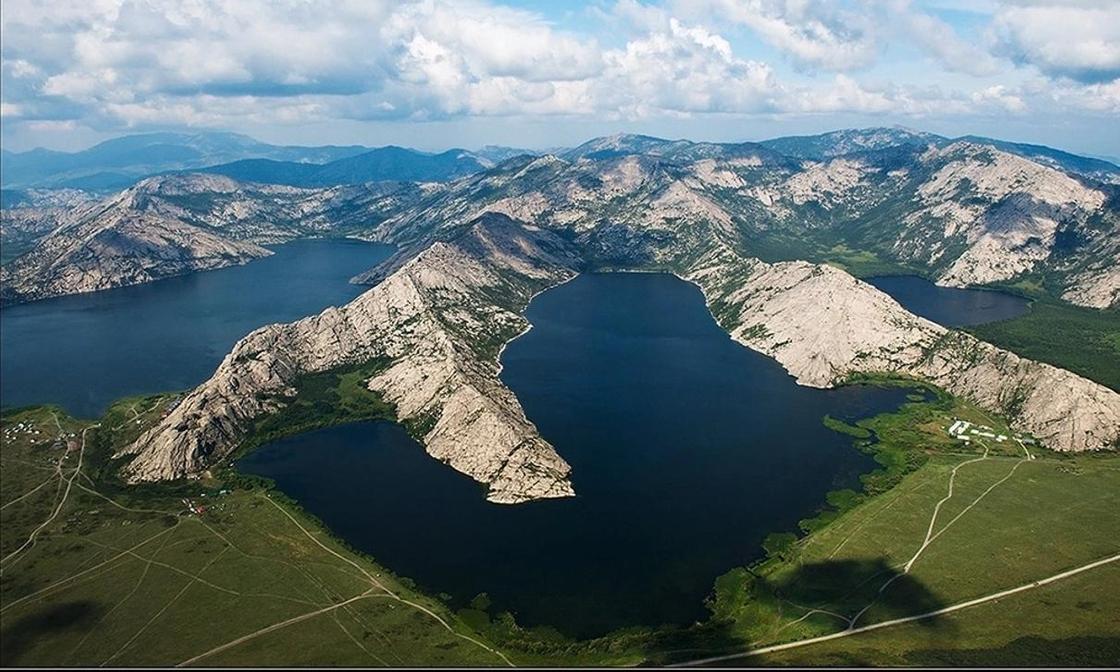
[122,215,1120,503]
[685,247,1120,452]
[370,137,1118,308]
[6,131,1117,308]
[119,215,580,503]
[0,185,272,305]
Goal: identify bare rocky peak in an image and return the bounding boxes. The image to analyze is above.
[0,207,271,305]
[758,127,941,161]
[121,214,580,503]
[0,172,445,305]
[11,131,1115,307]
[919,142,1105,208]
[132,172,248,195]
[562,133,678,159]
[687,250,1120,452]
[906,142,1113,294]
[828,127,938,153]
[0,174,289,305]
[562,134,786,167]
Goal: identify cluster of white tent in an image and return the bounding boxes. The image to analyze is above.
[947,419,1008,443]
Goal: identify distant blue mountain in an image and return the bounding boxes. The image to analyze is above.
[197,146,488,186]
[4,127,1114,193]
[954,135,1119,177]
[0,132,371,190]
[0,132,498,190]
[472,145,538,164]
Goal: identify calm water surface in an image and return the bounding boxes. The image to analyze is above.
[866,275,1029,327]
[0,239,393,417]
[240,273,915,636]
[2,259,1027,635]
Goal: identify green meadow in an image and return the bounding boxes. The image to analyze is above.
[0,403,509,667]
[2,374,1117,666]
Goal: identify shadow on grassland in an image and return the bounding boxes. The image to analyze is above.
[654,558,953,667]
[0,600,105,665]
[743,633,1120,667]
[905,635,1120,667]
[763,558,950,626]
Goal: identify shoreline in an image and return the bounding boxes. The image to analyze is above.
[4,365,1114,665]
[492,270,579,378]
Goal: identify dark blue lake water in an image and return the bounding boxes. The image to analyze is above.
[238,273,915,636]
[0,239,393,417]
[0,250,1032,636]
[865,275,1030,327]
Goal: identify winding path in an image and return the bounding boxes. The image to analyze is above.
[1,423,99,569]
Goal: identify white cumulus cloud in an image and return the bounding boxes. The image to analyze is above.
[990,1,1120,83]
[0,0,1115,146]
[679,0,879,71]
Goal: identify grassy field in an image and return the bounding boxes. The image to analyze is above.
[3,374,1118,666]
[0,402,512,667]
[0,407,86,560]
[651,392,1120,667]
[750,562,1120,666]
[233,359,397,460]
[817,243,923,279]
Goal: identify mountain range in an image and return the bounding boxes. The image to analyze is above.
[0,131,533,191]
[757,128,1120,182]
[0,131,369,190]
[4,127,1116,193]
[2,125,1118,502]
[3,128,1117,311]
[194,146,491,187]
[364,130,1120,309]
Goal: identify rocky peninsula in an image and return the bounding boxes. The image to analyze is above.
[121,215,1120,502]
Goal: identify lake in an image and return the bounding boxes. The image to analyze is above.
[0,239,394,417]
[1,257,1030,636]
[865,275,1030,327]
[239,273,916,636]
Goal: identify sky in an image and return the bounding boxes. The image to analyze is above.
[1,0,1118,157]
